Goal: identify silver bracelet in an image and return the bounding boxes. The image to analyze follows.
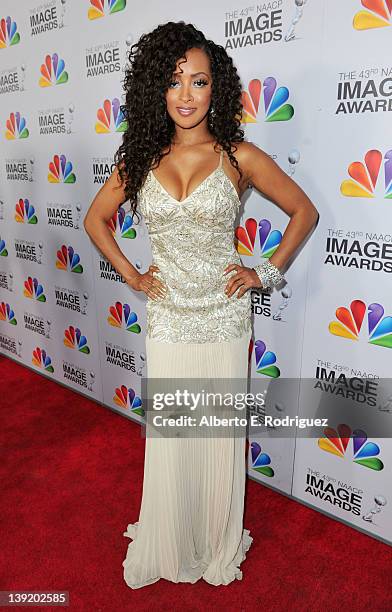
[253,259,285,290]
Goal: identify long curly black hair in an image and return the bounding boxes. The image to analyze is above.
[114,21,245,222]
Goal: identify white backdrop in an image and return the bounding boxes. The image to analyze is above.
[1,0,391,545]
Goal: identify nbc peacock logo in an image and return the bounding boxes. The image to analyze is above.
[48,155,76,183]
[107,207,136,239]
[250,442,275,477]
[241,77,294,123]
[95,98,127,133]
[0,238,8,257]
[56,245,83,273]
[329,299,392,349]
[0,302,17,325]
[340,149,392,199]
[318,423,384,471]
[32,347,54,373]
[252,338,280,378]
[15,198,38,224]
[107,301,141,333]
[235,218,282,257]
[0,16,20,48]
[39,53,68,87]
[63,325,90,354]
[88,0,127,20]
[5,112,29,140]
[113,385,143,416]
[353,0,392,30]
[23,276,46,302]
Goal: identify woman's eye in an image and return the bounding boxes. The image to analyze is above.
[168,79,208,88]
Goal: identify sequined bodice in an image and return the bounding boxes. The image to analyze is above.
[137,149,252,343]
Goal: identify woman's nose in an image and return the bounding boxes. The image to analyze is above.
[180,85,193,103]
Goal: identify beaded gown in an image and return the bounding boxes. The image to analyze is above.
[122,147,253,588]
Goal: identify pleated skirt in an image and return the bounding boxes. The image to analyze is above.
[122,329,253,588]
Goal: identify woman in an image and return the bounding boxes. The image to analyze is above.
[84,21,319,588]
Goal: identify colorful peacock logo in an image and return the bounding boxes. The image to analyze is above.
[32,347,54,373]
[235,218,282,257]
[5,112,29,140]
[88,0,127,20]
[23,277,46,302]
[63,325,90,354]
[56,245,83,273]
[340,149,392,198]
[113,385,143,416]
[95,98,127,133]
[107,207,136,239]
[0,238,8,257]
[242,77,294,123]
[318,423,384,471]
[107,301,141,333]
[0,16,20,48]
[252,338,280,377]
[329,299,392,349]
[15,198,38,224]
[0,302,17,325]
[353,0,392,30]
[39,53,68,87]
[251,442,275,477]
[48,154,76,183]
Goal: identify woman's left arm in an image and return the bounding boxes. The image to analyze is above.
[224,142,319,297]
[240,141,319,270]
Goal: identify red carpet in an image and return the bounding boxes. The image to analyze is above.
[1,354,391,611]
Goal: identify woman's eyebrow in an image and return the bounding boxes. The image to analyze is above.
[172,71,209,77]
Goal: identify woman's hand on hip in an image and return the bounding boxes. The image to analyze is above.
[126,265,167,300]
[223,263,262,298]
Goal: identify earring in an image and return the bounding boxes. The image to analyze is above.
[209,104,216,126]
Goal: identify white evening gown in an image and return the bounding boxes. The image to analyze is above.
[122,147,253,588]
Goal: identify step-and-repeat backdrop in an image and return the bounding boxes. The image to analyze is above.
[1,0,391,545]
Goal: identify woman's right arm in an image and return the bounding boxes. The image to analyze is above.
[83,165,139,283]
[83,165,167,300]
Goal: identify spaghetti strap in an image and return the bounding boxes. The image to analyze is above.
[218,148,224,169]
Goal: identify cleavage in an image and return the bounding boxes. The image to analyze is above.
[153,161,219,203]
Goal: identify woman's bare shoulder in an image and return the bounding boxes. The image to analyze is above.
[229,141,266,163]
[226,141,266,183]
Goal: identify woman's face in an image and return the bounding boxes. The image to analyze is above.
[165,47,212,130]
